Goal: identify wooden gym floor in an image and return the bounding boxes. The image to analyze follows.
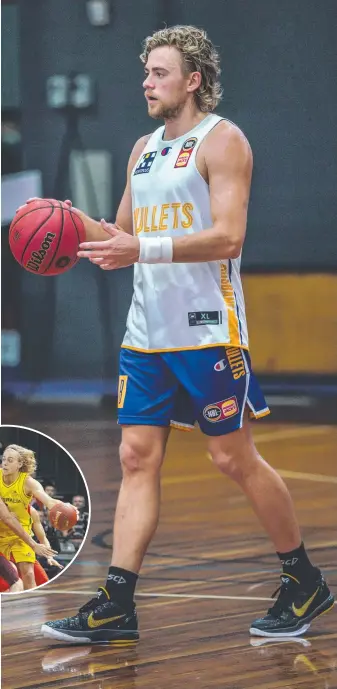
[2,419,337,689]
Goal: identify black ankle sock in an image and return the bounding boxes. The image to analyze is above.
[277,542,318,586]
[105,566,138,609]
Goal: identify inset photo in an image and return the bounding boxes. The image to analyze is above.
[0,425,90,594]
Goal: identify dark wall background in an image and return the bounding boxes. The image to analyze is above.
[3,0,337,380]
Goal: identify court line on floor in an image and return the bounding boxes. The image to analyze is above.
[278,469,337,484]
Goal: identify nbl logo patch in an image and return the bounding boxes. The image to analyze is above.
[174,137,198,168]
[203,396,239,423]
[134,151,157,175]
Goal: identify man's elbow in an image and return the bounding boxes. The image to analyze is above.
[218,237,243,260]
[214,225,244,260]
[227,241,242,259]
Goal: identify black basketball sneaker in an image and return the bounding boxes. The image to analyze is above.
[250,570,334,637]
[41,586,139,645]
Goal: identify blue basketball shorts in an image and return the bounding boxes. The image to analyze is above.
[117,346,270,436]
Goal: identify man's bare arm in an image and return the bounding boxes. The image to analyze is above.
[171,123,253,262]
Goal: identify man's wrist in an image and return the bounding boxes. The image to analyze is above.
[138,237,173,264]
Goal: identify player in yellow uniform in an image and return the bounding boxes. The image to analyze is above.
[0,444,66,590]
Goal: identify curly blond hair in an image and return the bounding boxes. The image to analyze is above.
[4,444,37,475]
[140,25,223,112]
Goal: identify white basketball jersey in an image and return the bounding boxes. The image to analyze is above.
[122,114,249,352]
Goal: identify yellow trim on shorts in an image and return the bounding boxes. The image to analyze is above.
[250,409,271,419]
[121,343,249,354]
[170,422,194,432]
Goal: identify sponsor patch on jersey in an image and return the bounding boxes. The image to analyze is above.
[174,137,197,168]
[134,151,157,175]
[188,311,222,326]
[182,137,198,151]
[161,146,172,156]
[203,396,239,423]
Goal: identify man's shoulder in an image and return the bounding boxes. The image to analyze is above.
[202,117,252,171]
[206,118,251,151]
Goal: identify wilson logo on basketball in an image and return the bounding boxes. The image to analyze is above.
[26,232,56,272]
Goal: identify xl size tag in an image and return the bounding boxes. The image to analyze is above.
[188,311,222,326]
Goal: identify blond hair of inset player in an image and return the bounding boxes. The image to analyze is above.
[140,25,223,113]
[5,444,37,475]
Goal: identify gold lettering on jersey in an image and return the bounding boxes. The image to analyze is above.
[159,204,170,231]
[181,203,194,229]
[171,203,180,229]
[133,207,143,234]
[134,203,195,234]
[143,207,150,232]
[151,205,159,231]
[226,347,246,379]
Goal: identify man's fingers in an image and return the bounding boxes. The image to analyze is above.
[79,240,112,250]
[101,219,119,236]
[78,250,112,259]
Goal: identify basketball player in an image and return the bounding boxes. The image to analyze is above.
[0,444,67,589]
[0,487,55,593]
[40,26,334,641]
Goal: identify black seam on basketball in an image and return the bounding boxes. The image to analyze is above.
[10,205,53,245]
[21,206,55,264]
[68,209,82,245]
[10,201,54,236]
[42,200,65,273]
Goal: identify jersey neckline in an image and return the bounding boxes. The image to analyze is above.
[160,113,216,144]
[0,468,20,488]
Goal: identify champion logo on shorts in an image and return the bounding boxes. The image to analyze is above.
[214,359,227,371]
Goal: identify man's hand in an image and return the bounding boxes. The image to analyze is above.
[77,220,140,270]
[32,542,58,558]
[16,197,74,213]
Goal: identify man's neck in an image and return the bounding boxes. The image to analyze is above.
[163,108,208,141]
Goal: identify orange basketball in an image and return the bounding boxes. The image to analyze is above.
[49,502,77,530]
[9,199,85,275]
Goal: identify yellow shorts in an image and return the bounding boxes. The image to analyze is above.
[0,538,35,564]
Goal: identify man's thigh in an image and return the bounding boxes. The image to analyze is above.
[118,348,179,427]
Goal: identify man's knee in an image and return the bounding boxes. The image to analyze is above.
[119,429,166,475]
[208,431,257,481]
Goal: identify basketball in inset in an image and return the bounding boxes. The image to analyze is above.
[9,199,85,275]
[49,502,78,530]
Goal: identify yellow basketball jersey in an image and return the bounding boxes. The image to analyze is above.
[0,470,32,539]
